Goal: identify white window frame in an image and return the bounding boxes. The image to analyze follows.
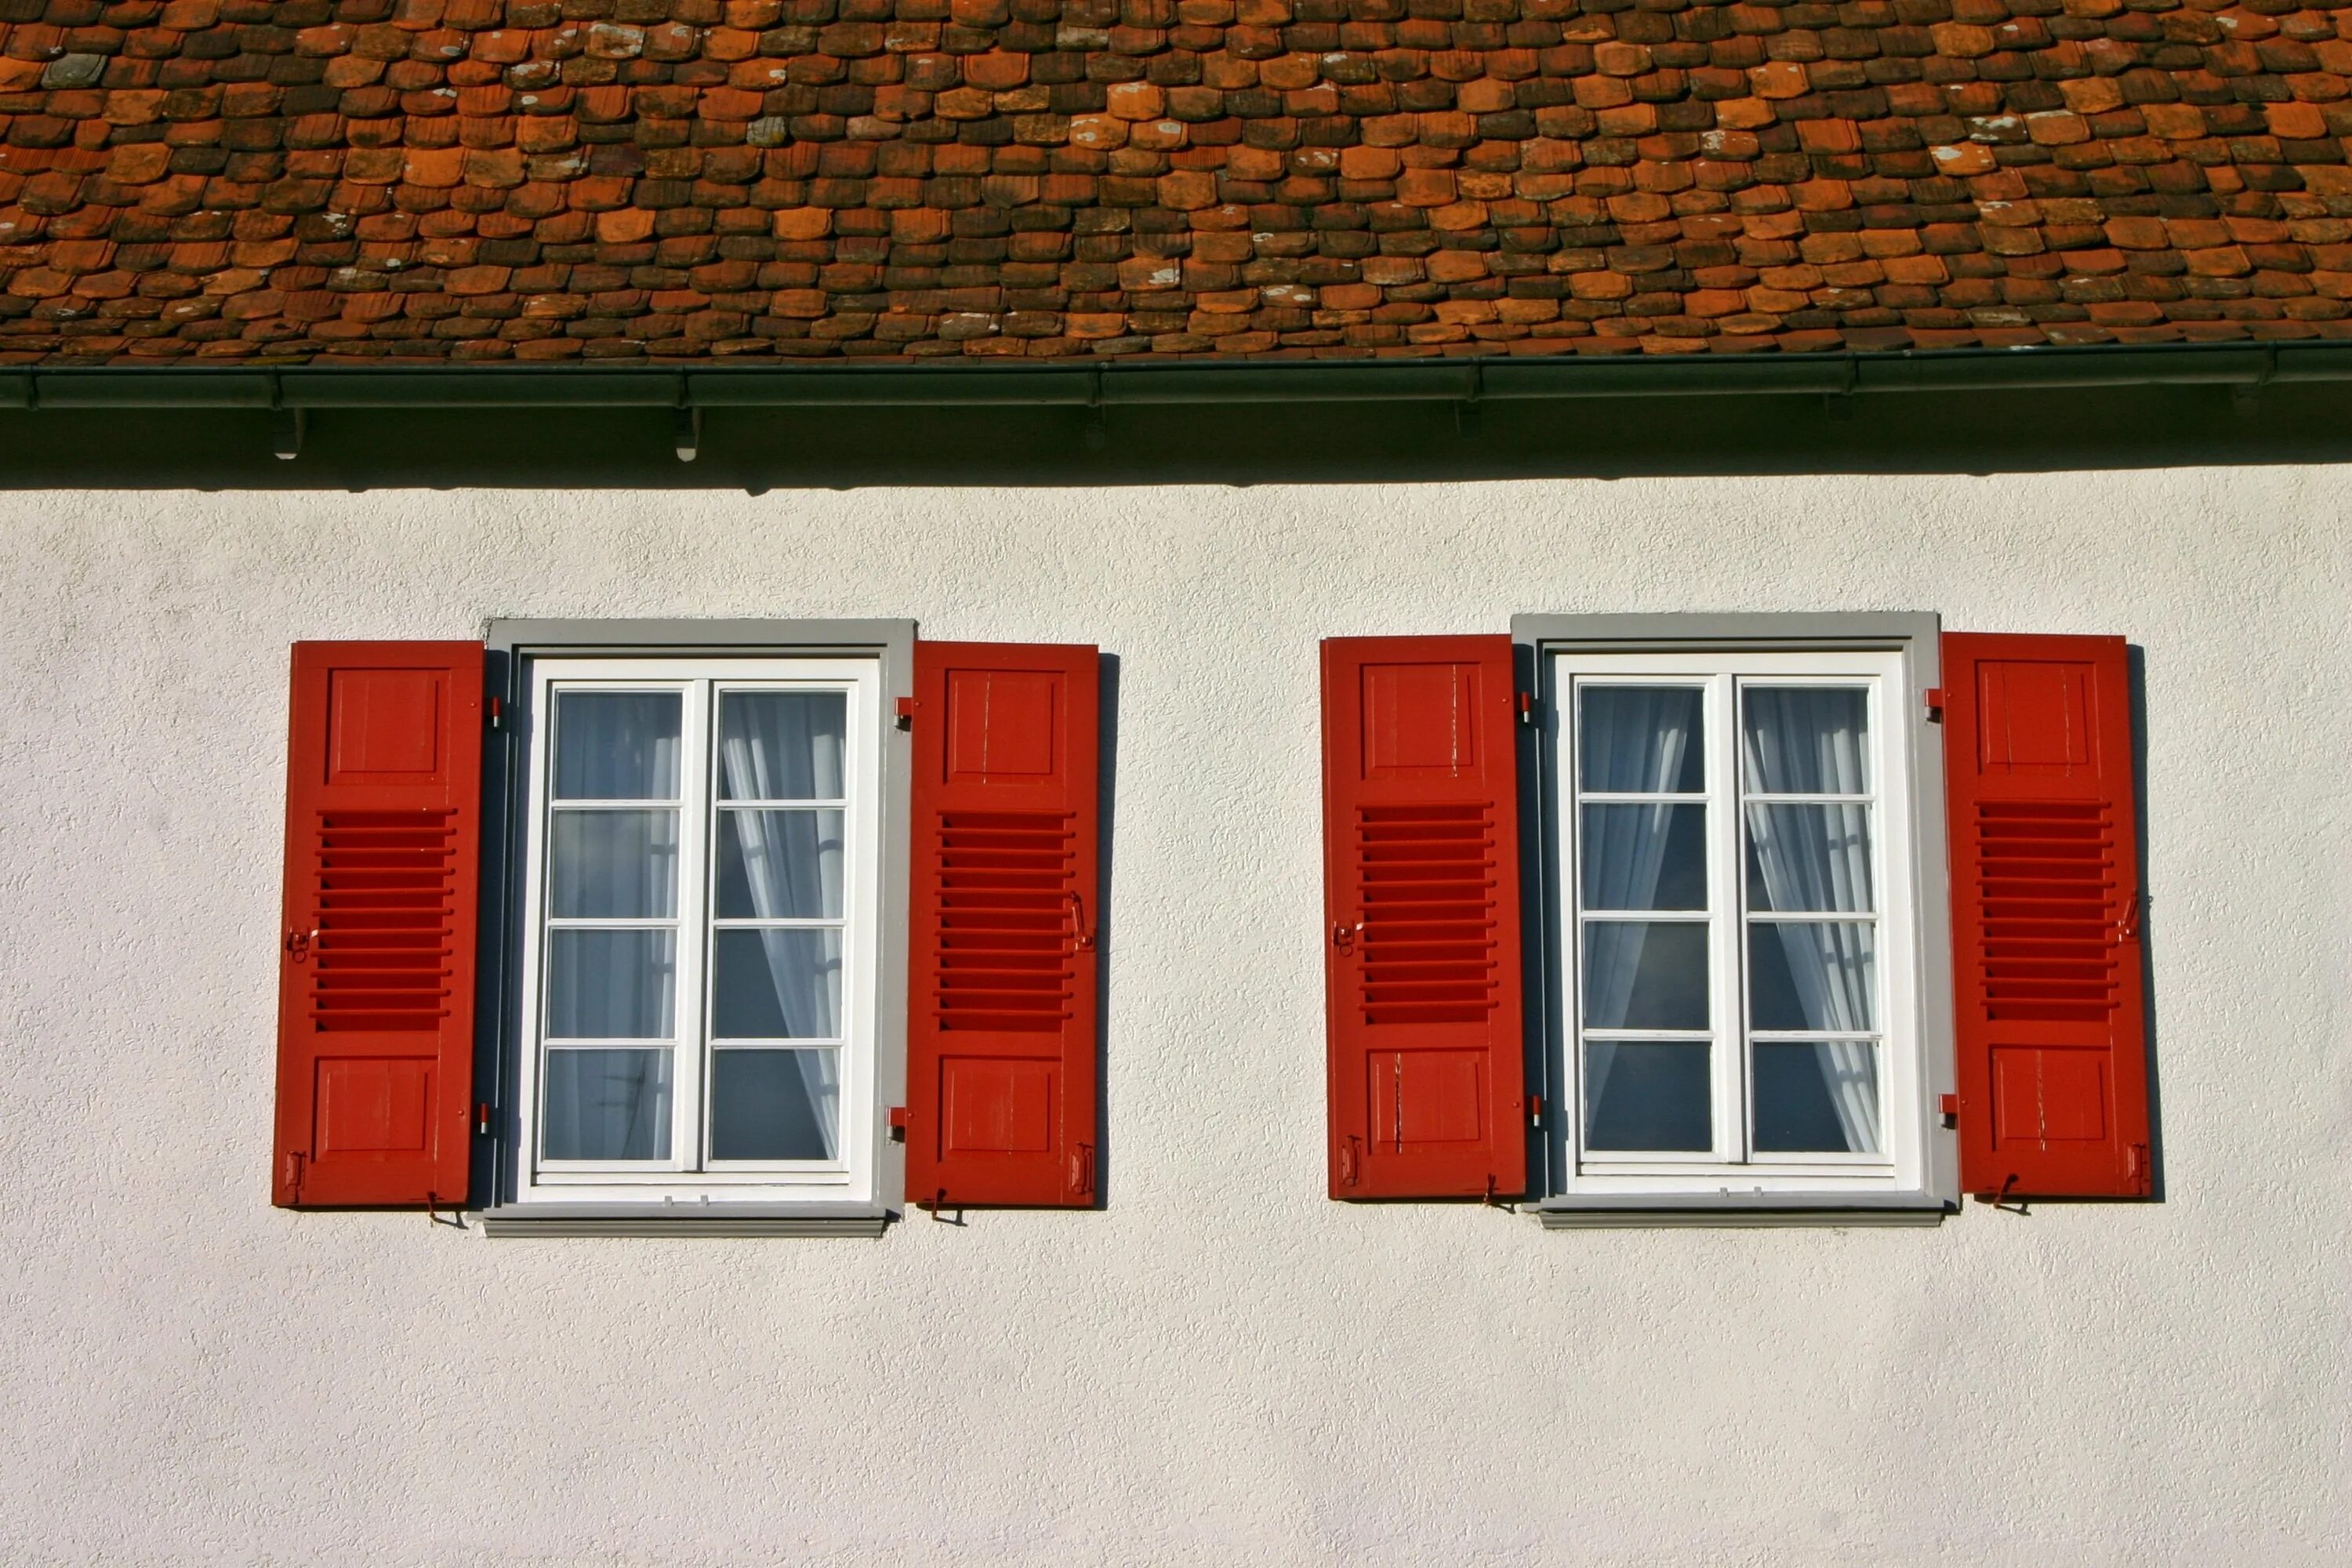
[1519,614,1955,1218]
[510,655,884,1209]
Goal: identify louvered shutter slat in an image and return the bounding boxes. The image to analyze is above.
[1321,637,1528,1200]
[905,644,1102,1209]
[274,642,485,1209]
[1944,632,2151,1199]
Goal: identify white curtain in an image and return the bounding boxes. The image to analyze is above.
[1581,688,1698,1113]
[717,693,845,1157]
[1740,689,1879,1154]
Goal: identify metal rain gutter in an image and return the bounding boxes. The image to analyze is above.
[2,341,2347,415]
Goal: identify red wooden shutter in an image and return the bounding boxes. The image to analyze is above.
[906,643,1101,1208]
[1944,633,2151,1199]
[273,642,485,1209]
[1321,636,1527,1200]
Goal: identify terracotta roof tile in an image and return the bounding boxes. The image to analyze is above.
[2,0,2351,361]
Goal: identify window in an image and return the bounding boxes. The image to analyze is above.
[513,657,884,1207]
[274,626,1109,1226]
[1549,649,1925,1199]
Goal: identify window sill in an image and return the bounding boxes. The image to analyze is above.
[477,1203,890,1237]
[1534,1193,1951,1229]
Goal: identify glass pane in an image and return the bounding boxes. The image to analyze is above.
[543,1048,672,1160]
[1754,1041,1881,1154]
[1742,687,1869,796]
[1581,921,1709,1031]
[712,928,844,1040]
[1579,686,1704,794]
[1581,804,1707,911]
[711,1049,840,1160]
[546,928,675,1039]
[550,810,678,918]
[1748,922,1878,1033]
[554,691,681,800]
[1583,1040,1712,1152]
[717,691,848,800]
[715,809,845,920]
[1744,804,1875,913]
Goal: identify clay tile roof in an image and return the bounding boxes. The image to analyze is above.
[2,0,2350,364]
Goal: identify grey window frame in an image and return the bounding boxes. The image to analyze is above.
[474,620,914,1237]
[1512,612,1958,1225]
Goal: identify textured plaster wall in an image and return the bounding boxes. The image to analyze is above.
[0,466,2347,1567]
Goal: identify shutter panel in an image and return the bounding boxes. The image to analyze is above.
[273,642,485,1209]
[1944,633,2151,1199]
[906,643,1101,1208]
[1321,636,1527,1200]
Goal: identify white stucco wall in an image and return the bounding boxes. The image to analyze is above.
[1,469,2346,1566]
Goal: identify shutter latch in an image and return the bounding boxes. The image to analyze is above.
[1068,890,1095,950]
[1331,920,1360,954]
[1069,1143,1095,1198]
[1529,1093,1544,1129]
[284,927,315,963]
[1922,686,1945,720]
[1337,1136,1361,1187]
[1517,691,1537,727]
[893,696,916,731]
[2118,889,2143,942]
[886,1105,909,1142]
[1939,1092,1959,1129]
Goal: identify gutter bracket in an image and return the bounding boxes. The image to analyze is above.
[673,402,701,463]
[1083,365,1106,449]
[2230,347,2277,421]
[1822,358,1857,421]
[1455,364,1484,438]
[269,376,303,460]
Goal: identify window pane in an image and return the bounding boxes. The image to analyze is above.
[711,1049,840,1161]
[1744,804,1875,913]
[1742,687,1869,796]
[1579,686,1704,793]
[717,691,848,800]
[543,1048,672,1160]
[1581,921,1709,1031]
[554,692,681,800]
[712,928,843,1040]
[550,810,678,918]
[1748,922,1878,1033]
[1581,804,1708,911]
[1583,1040,1712,1152]
[715,809,844,920]
[1754,1041,1882,1154]
[547,928,675,1038]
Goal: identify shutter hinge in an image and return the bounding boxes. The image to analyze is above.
[1517,690,1538,727]
[1337,1135,1361,1188]
[893,696,916,731]
[2127,1142,2151,1193]
[1939,1092,1959,1129]
[1069,1143,1095,1198]
[1922,686,1945,721]
[886,1105,909,1142]
[281,1150,304,1197]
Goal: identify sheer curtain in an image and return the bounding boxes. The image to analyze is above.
[717,693,845,1157]
[1741,688,1879,1154]
[1581,688,1697,1116]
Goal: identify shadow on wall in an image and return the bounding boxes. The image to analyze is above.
[3,381,2351,488]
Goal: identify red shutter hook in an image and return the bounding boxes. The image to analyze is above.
[1068,890,1094,949]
